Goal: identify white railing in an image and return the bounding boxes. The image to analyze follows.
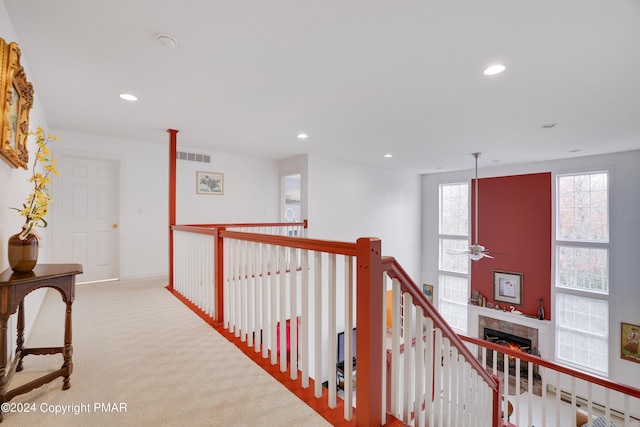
[460,335,640,427]
[173,227,216,318]
[222,231,359,421]
[171,222,305,322]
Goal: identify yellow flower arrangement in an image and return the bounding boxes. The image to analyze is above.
[11,127,59,239]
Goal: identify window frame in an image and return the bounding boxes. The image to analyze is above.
[438,182,470,334]
[553,169,611,376]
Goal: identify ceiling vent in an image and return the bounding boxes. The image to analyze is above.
[177,151,211,163]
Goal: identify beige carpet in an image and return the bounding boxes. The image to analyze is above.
[2,277,331,427]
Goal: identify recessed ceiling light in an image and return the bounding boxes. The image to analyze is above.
[384,153,392,158]
[297,133,308,139]
[541,123,557,128]
[119,93,138,101]
[483,64,506,75]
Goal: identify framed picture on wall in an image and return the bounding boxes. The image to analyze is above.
[196,171,224,195]
[493,270,523,306]
[0,38,33,169]
[621,322,640,364]
[422,284,434,304]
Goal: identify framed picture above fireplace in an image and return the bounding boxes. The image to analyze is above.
[493,270,523,306]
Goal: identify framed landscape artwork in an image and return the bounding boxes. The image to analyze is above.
[493,270,523,306]
[197,171,224,195]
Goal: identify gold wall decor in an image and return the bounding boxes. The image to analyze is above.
[0,38,34,169]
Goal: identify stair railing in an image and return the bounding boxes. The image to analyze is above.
[382,257,501,427]
[460,334,640,427]
[169,224,501,426]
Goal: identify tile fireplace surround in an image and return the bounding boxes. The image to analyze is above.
[467,305,552,360]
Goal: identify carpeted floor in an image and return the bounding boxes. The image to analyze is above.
[2,277,331,427]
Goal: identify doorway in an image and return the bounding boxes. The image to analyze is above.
[282,173,301,223]
[54,155,120,283]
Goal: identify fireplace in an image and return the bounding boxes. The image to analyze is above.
[479,316,542,395]
[485,327,532,356]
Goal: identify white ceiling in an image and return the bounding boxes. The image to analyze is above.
[4,0,640,174]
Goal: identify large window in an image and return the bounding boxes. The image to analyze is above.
[439,183,469,333]
[555,171,609,375]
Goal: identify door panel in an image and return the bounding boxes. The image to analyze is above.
[59,156,119,282]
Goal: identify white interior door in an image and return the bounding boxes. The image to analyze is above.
[58,156,120,283]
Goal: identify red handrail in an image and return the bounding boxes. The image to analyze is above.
[180,221,307,228]
[220,230,358,256]
[460,334,640,399]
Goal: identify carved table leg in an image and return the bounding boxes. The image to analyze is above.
[0,316,8,422]
[62,301,73,390]
[16,301,24,372]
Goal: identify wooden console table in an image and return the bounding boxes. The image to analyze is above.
[0,264,82,422]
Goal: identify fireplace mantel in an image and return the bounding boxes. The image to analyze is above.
[467,304,552,359]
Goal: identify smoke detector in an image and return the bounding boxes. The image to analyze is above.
[156,33,177,49]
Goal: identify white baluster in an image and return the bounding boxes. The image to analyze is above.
[328,253,337,408]
[414,306,425,427]
[424,316,434,427]
[258,243,266,356]
[391,279,401,418]
[433,327,443,426]
[403,293,414,423]
[343,255,354,420]
[289,247,298,380]
[300,250,309,388]
[555,370,561,427]
[246,241,254,347]
[279,246,287,372]
[313,251,323,398]
[270,245,278,365]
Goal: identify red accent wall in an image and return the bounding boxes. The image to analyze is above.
[470,172,552,319]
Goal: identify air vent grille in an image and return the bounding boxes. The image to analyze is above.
[177,151,211,163]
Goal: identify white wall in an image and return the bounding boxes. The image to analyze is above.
[50,129,169,280]
[176,147,280,224]
[50,134,282,279]
[307,155,422,280]
[422,150,640,395]
[0,2,50,357]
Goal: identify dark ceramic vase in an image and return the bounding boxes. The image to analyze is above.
[8,230,39,272]
[537,299,545,320]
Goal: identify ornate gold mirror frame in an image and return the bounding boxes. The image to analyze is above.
[0,38,34,169]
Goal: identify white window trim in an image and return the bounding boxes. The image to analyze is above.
[438,181,470,334]
[552,169,612,377]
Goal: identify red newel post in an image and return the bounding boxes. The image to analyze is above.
[214,227,225,324]
[167,129,178,291]
[356,237,384,427]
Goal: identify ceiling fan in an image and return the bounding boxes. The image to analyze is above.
[447,152,494,261]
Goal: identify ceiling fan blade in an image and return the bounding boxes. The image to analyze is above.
[446,249,471,255]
